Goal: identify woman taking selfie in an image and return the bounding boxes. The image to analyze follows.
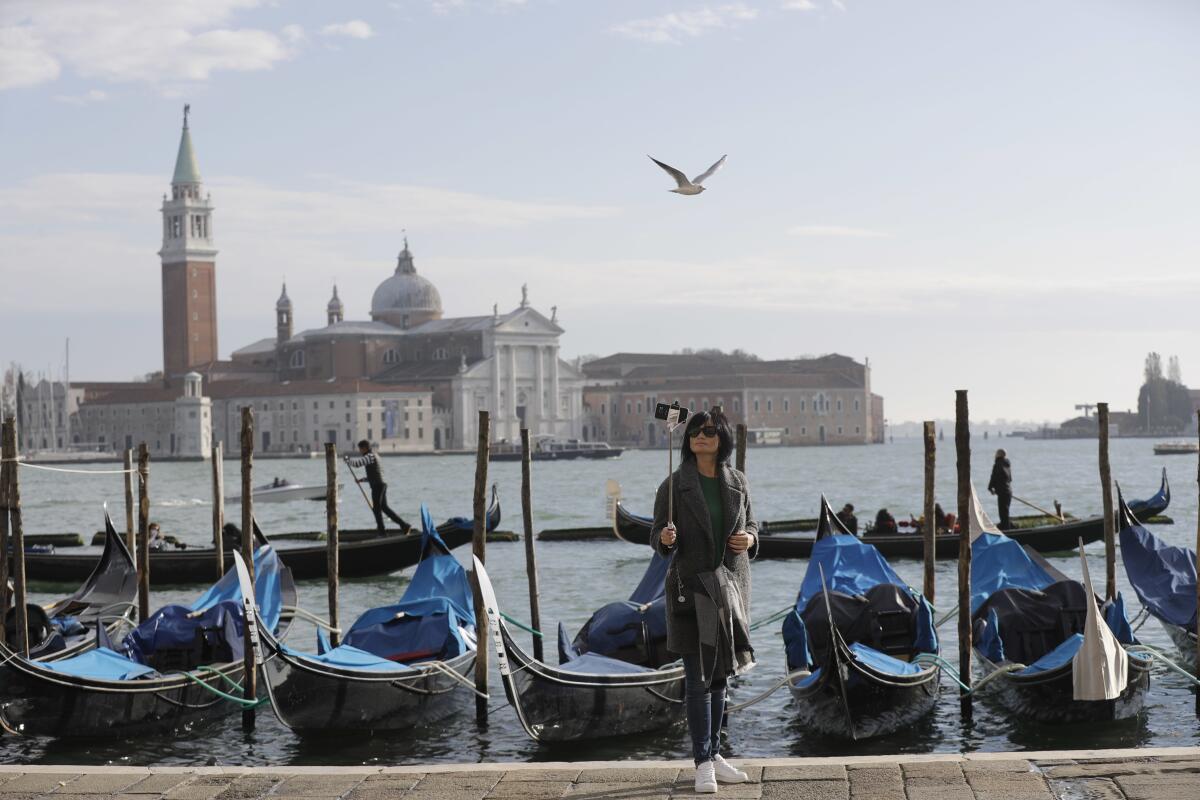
[652,408,758,794]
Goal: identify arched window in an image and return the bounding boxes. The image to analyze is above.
[383,349,400,365]
[289,350,305,368]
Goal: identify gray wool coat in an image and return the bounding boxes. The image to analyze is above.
[651,460,759,655]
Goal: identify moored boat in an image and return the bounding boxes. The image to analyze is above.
[613,469,1170,560]
[1153,442,1199,456]
[258,506,477,733]
[473,552,684,743]
[969,488,1150,723]
[490,436,623,462]
[782,497,940,740]
[0,544,297,738]
[228,479,342,504]
[17,486,500,585]
[1118,490,1197,672]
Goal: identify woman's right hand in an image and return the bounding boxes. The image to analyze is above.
[659,523,677,548]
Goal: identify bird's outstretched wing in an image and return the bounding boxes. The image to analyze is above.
[648,155,691,188]
[692,155,727,185]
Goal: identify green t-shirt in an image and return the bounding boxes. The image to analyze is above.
[698,473,725,569]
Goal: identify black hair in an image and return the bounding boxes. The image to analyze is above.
[680,409,734,466]
[357,439,370,450]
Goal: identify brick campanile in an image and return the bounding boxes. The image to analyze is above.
[159,105,218,378]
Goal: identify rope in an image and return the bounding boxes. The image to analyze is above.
[1129,606,1152,633]
[1,460,136,475]
[281,605,342,633]
[181,670,268,709]
[749,605,794,631]
[935,605,960,629]
[725,669,811,713]
[911,653,1027,695]
[426,660,489,699]
[1124,643,1200,686]
[501,613,543,638]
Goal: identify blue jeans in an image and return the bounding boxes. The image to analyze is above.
[682,652,727,765]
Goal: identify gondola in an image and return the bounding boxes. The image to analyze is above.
[473,552,685,743]
[782,497,940,740]
[257,506,477,734]
[1118,490,1197,672]
[11,510,138,662]
[19,486,500,585]
[969,487,1150,723]
[613,469,1170,559]
[0,543,297,738]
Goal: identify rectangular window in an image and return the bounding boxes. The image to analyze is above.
[313,414,318,424]
[784,398,790,412]
[405,428,411,440]
[855,426,861,434]
[800,399,806,412]
[637,401,643,414]
[418,428,424,439]
[600,403,606,415]
[837,426,844,435]
[345,413,351,423]
[345,430,351,441]
[313,431,319,442]
[854,398,861,412]
[837,399,843,412]
[367,412,372,422]
[329,401,334,409]
[368,429,373,440]
[753,399,760,412]
[626,402,632,415]
[734,399,740,412]
[801,427,807,436]
[766,399,773,412]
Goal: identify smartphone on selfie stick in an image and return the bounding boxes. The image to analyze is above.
[653,401,689,530]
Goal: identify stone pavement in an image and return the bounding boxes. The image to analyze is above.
[0,748,1197,800]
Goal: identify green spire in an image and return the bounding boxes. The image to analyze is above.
[172,104,201,185]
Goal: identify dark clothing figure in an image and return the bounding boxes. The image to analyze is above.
[988,455,1013,530]
[682,652,727,765]
[346,450,410,534]
[874,508,897,534]
[934,503,948,532]
[836,505,858,534]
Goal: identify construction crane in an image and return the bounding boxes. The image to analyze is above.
[1074,404,1095,418]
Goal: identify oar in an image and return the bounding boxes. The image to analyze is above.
[1011,494,1064,522]
[343,460,374,512]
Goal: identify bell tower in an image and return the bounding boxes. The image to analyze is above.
[160,105,218,378]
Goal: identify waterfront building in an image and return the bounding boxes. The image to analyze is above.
[581,353,883,447]
[60,108,585,457]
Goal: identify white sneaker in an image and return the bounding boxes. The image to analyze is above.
[713,754,748,784]
[695,760,718,794]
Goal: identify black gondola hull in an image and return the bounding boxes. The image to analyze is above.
[260,637,475,734]
[18,502,497,585]
[974,652,1151,723]
[0,657,249,738]
[786,657,939,740]
[499,623,684,743]
[614,473,1169,560]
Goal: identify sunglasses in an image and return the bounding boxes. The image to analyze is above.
[689,425,719,438]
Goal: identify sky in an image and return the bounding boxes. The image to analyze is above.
[1,0,1197,424]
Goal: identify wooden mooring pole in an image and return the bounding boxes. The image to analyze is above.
[954,391,972,715]
[735,423,747,473]
[1097,403,1116,601]
[472,411,491,722]
[136,443,150,623]
[240,407,256,731]
[520,428,544,662]
[212,442,224,581]
[1,418,23,654]
[123,448,135,553]
[1194,409,1199,699]
[0,418,10,649]
[923,420,936,604]
[325,442,340,648]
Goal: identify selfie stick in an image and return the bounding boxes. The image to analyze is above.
[665,402,686,528]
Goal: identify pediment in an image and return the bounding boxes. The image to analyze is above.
[493,307,563,336]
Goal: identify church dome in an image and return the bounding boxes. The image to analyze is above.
[370,241,443,329]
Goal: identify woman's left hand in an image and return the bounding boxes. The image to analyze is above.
[727,530,754,554]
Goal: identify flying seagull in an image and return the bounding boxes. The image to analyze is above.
[648,154,727,195]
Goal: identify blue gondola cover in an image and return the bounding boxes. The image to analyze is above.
[38,647,159,681]
[337,505,476,663]
[1120,519,1197,632]
[970,532,1054,614]
[568,550,670,665]
[795,534,906,609]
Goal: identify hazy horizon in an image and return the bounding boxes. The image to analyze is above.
[2,1,1197,422]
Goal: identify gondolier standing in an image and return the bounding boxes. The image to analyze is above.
[345,440,411,536]
[652,408,758,794]
[988,448,1013,530]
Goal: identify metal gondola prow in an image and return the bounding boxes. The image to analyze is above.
[1115,483,1139,532]
[816,495,854,541]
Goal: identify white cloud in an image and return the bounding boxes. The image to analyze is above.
[0,1,298,91]
[781,1,818,10]
[281,24,307,45]
[54,89,108,105]
[0,26,61,89]
[788,225,888,238]
[611,4,759,45]
[320,20,374,40]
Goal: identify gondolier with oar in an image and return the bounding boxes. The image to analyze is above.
[988,448,1013,530]
[345,440,411,536]
[652,406,758,794]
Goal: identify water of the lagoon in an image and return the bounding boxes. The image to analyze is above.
[1,436,1197,766]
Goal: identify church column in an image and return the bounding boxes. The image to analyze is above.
[535,345,546,434]
[550,346,560,423]
[508,345,518,439]
[492,346,502,442]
